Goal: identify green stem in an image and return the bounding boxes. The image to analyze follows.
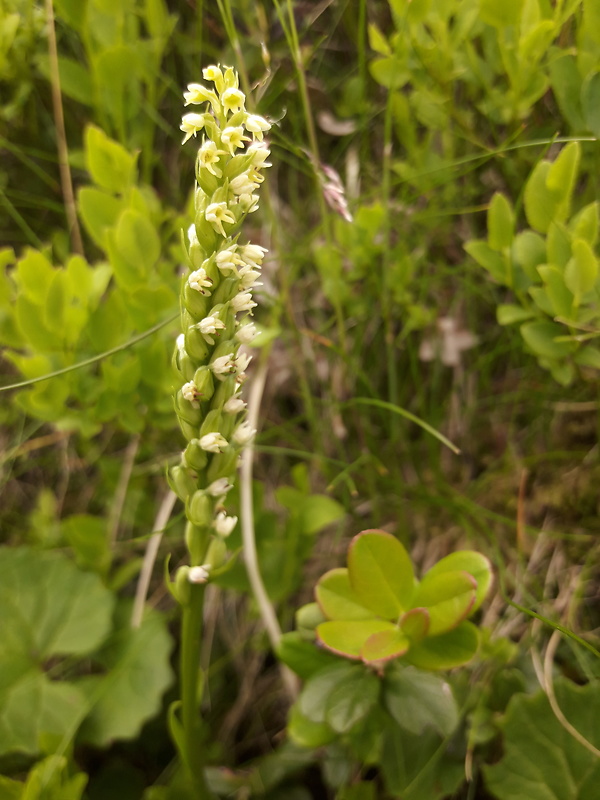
[179,584,215,798]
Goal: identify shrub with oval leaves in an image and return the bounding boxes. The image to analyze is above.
[311,529,493,670]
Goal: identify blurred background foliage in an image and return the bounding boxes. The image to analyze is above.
[1,0,600,797]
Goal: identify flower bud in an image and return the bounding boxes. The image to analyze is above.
[184,521,210,565]
[168,464,198,502]
[182,438,209,471]
[204,536,227,570]
[184,326,210,362]
[174,566,192,605]
[206,445,239,483]
[187,490,213,527]
[193,365,215,403]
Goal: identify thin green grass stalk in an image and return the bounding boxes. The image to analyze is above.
[272,0,348,357]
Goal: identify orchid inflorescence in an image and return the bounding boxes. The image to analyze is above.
[169,65,271,587]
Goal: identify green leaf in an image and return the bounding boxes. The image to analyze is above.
[484,679,600,800]
[537,265,574,317]
[276,632,341,680]
[299,663,362,724]
[421,551,493,613]
[85,126,137,194]
[369,58,410,89]
[569,202,599,246]
[316,568,373,621]
[61,515,111,575]
[547,222,572,269]
[547,141,580,197]
[15,249,54,305]
[367,23,391,56]
[324,667,380,734]
[299,494,345,535]
[0,548,114,755]
[524,161,560,233]
[564,239,598,301]
[317,620,398,660]
[78,187,123,249]
[513,230,547,279]
[399,607,430,642]
[115,209,160,270]
[360,629,410,664]
[497,304,536,325]
[464,240,507,283]
[287,704,336,748]
[410,571,476,636]
[37,55,93,106]
[380,715,464,800]
[549,54,585,131]
[348,530,414,618]
[488,193,514,251]
[480,0,524,27]
[520,320,574,360]
[383,666,459,737]
[581,71,600,137]
[404,621,480,670]
[574,346,600,370]
[78,602,173,747]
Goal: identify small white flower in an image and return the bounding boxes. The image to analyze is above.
[236,322,257,344]
[196,314,226,344]
[221,87,246,114]
[188,268,213,294]
[199,432,228,453]
[241,244,267,266]
[238,193,260,213]
[216,246,243,274]
[245,114,271,140]
[231,292,257,314]
[188,565,211,583]
[221,126,250,155]
[230,172,259,196]
[181,381,199,404]
[247,142,272,168]
[234,351,252,374]
[239,266,262,289]
[176,333,186,353]
[210,353,235,376]
[198,140,226,178]
[223,395,247,414]
[206,477,233,497]
[180,113,206,144]
[213,511,238,537]
[184,83,218,107]
[205,202,236,237]
[233,420,256,446]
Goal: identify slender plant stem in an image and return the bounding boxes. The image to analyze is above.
[45,0,84,256]
[108,434,140,546]
[179,583,215,798]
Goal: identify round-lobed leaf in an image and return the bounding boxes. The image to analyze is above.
[421,551,493,614]
[348,530,414,619]
[316,568,373,621]
[317,619,398,660]
[410,570,476,636]
[403,621,480,670]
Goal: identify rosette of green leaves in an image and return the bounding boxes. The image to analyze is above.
[309,529,492,669]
